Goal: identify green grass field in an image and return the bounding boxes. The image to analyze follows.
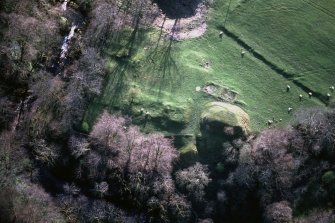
[83,0,334,138]
[224,0,335,99]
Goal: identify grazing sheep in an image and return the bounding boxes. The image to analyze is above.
[286,85,291,92]
[241,49,245,57]
[299,94,303,101]
[145,111,151,119]
[288,107,293,113]
[308,92,313,98]
[330,86,334,92]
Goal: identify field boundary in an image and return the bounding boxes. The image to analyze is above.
[218,25,328,104]
[302,0,335,19]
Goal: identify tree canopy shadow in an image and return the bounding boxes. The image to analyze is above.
[96,15,144,108]
[146,19,182,98]
[102,61,131,106]
[153,0,203,19]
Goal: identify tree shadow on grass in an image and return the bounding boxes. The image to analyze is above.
[101,60,132,107]
[146,19,183,98]
[83,58,133,129]
[95,12,145,109]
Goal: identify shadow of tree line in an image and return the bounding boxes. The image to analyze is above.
[93,0,198,108]
[95,0,146,107]
[104,23,183,104]
[146,18,182,97]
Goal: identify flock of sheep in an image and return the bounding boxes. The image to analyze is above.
[267,85,334,126]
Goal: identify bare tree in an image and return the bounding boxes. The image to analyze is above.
[134,133,178,177]
[28,76,65,138]
[293,108,335,157]
[251,129,296,205]
[90,111,126,148]
[29,139,60,166]
[0,131,17,171]
[1,11,60,81]
[90,111,178,177]
[176,162,211,202]
[264,201,292,223]
[85,1,123,47]
[0,97,15,131]
[69,136,90,159]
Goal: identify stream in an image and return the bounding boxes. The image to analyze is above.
[59,0,84,61]
[61,0,68,11]
[12,1,86,132]
[60,0,75,59]
[60,24,77,59]
[49,1,85,75]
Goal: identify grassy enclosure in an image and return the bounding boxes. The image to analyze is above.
[83,0,334,139]
[224,0,335,99]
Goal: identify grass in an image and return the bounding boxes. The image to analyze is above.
[84,0,333,140]
[224,0,335,99]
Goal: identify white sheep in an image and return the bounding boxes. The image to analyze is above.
[299,94,303,101]
[286,85,291,92]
